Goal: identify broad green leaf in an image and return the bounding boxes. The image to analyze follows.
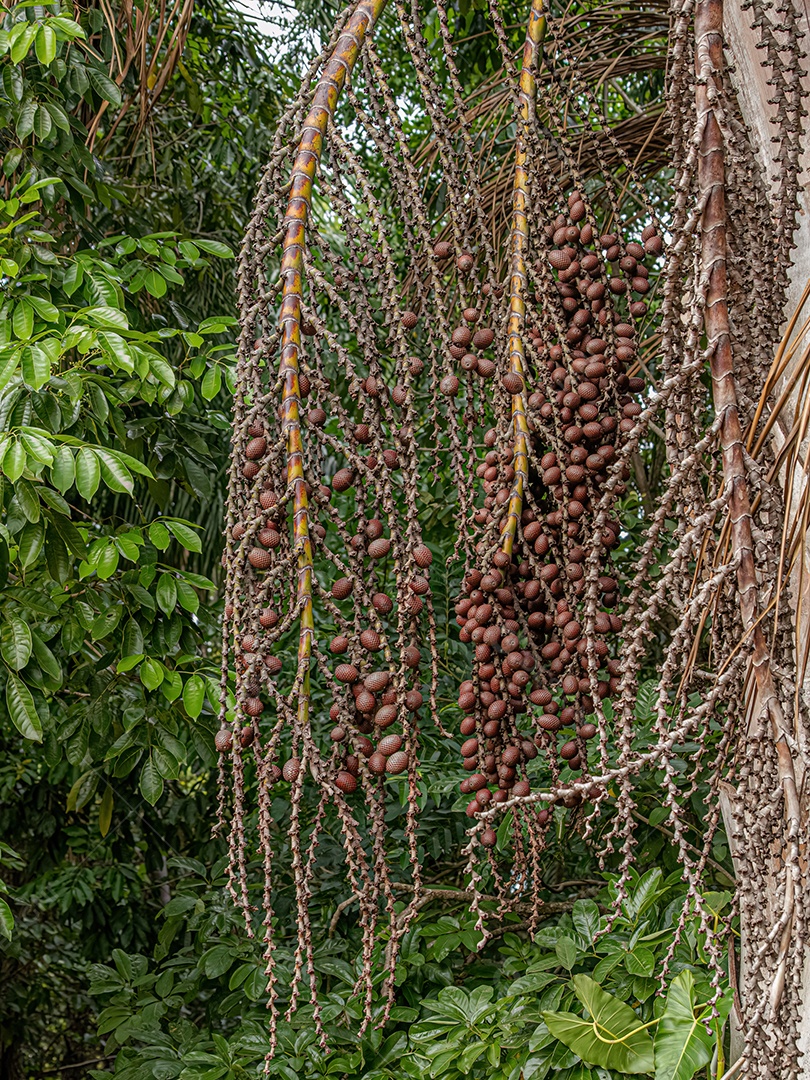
[139,757,163,805]
[35,25,57,65]
[195,239,234,259]
[140,657,164,690]
[182,673,205,718]
[2,441,25,483]
[21,345,51,390]
[1,616,32,670]
[165,520,202,552]
[76,447,101,500]
[20,429,53,465]
[175,579,198,613]
[201,364,221,400]
[149,521,170,550]
[544,975,655,1074]
[0,352,19,393]
[654,972,730,1080]
[31,632,61,685]
[67,771,98,812]
[18,521,45,567]
[95,449,133,495]
[33,105,53,140]
[26,296,59,322]
[12,299,33,341]
[156,573,177,614]
[625,947,656,978]
[573,899,602,945]
[5,673,42,741]
[14,478,40,522]
[556,935,578,971]
[51,446,75,492]
[87,66,122,106]
[95,543,119,580]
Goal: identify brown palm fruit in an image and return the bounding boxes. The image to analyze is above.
[440,374,460,396]
[240,725,255,748]
[473,327,495,348]
[457,252,474,272]
[374,705,397,728]
[385,751,408,774]
[335,664,359,684]
[401,311,418,329]
[335,771,358,793]
[477,358,496,378]
[265,656,282,675]
[372,592,393,614]
[433,240,452,259]
[332,468,354,492]
[258,528,281,548]
[379,734,403,757]
[332,578,353,599]
[403,646,421,668]
[355,691,376,714]
[259,489,277,510]
[248,548,272,569]
[232,523,246,540]
[282,757,301,782]
[242,461,260,479]
[259,609,278,628]
[502,372,524,395]
[365,671,390,693]
[215,728,232,753]
[369,752,387,775]
[360,629,382,652]
[245,437,267,459]
[481,829,497,848]
[405,690,423,711]
[368,538,391,559]
[330,635,349,653]
[413,545,433,568]
[245,697,264,717]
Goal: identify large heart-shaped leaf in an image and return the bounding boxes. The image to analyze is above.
[654,971,731,1080]
[544,975,654,1074]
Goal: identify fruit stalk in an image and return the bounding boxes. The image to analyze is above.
[277,0,389,740]
[502,0,546,558]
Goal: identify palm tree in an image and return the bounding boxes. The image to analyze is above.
[221,0,809,1072]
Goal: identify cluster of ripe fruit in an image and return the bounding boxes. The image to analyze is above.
[455,193,660,835]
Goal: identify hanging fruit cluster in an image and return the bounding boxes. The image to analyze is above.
[455,190,660,830]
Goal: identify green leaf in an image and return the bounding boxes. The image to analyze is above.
[12,299,33,341]
[182,674,205,718]
[95,450,133,495]
[139,757,163,804]
[51,446,75,493]
[5,673,43,741]
[98,785,113,837]
[1,616,32,671]
[33,105,53,140]
[21,345,51,390]
[67,770,98,812]
[654,972,730,1080]
[156,573,177,615]
[200,364,221,400]
[175,579,198,613]
[573,900,601,946]
[194,239,234,259]
[87,66,122,106]
[165,520,202,552]
[140,658,164,690]
[149,521,170,550]
[35,25,57,65]
[543,975,655,1075]
[556,936,578,971]
[0,897,13,941]
[3,441,25,483]
[18,521,45,567]
[76,447,101,500]
[94,543,119,581]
